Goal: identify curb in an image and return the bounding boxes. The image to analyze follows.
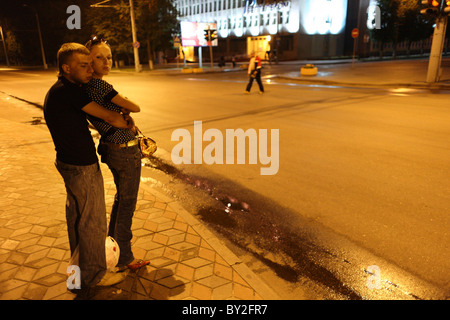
[138,179,281,300]
[275,75,450,90]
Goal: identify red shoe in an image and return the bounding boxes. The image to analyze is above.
[127,259,150,271]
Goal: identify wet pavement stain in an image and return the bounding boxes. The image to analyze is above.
[143,156,363,300]
[197,207,237,229]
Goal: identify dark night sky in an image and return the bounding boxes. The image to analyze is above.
[0,0,99,65]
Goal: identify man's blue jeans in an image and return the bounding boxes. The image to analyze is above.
[101,143,141,266]
[55,160,107,288]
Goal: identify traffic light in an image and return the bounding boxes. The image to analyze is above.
[209,29,217,41]
[421,0,440,14]
[204,29,217,44]
[444,0,450,13]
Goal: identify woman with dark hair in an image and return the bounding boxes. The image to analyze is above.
[84,36,149,272]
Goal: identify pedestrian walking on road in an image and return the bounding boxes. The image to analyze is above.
[43,43,134,296]
[219,55,225,67]
[84,37,150,272]
[245,52,264,94]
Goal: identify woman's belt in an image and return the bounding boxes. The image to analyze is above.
[101,139,139,149]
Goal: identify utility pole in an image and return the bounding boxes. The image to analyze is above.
[129,0,141,72]
[420,0,450,83]
[208,28,213,69]
[427,15,448,82]
[203,26,216,69]
[23,4,47,69]
[0,26,9,67]
[35,10,47,69]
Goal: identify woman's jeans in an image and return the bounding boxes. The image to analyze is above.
[55,160,107,288]
[100,142,141,266]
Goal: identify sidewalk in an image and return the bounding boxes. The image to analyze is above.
[0,103,279,300]
[276,58,450,89]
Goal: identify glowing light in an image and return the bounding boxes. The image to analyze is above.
[250,26,259,36]
[234,28,243,37]
[220,29,229,38]
[301,0,347,35]
[268,21,277,35]
[286,10,300,33]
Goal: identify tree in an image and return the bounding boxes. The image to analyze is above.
[370,0,399,58]
[370,0,434,58]
[86,0,134,65]
[397,0,434,56]
[86,0,178,67]
[136,0,178,67]
[4,30,22,65]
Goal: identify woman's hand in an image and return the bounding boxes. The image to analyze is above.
[122,113,136,131]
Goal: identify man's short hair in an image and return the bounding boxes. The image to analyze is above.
[57,43,90,76]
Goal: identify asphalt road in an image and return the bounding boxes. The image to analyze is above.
[1,63,449,299]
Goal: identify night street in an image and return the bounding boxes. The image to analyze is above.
[1,60,449,300]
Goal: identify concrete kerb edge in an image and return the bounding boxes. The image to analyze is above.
[276,75,450,90]
[137,181,281,300]
[110,66,246,76]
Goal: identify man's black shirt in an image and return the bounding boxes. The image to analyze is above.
[44,76,98,166]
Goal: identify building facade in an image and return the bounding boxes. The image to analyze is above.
[175,0,365,61]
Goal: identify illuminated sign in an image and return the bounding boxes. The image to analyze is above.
[177,0,299,38]
[301,0,347,35]
[244,0,291,14]
[180,21,218,47]
[242,0,298,36]
[178,0,348,38]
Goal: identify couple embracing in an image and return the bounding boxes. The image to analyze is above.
[44,38,149,298]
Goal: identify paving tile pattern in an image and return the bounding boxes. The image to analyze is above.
[0,117,275,300]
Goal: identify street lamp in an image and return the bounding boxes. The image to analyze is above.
[22,4,47,69]
[91,0,141,72]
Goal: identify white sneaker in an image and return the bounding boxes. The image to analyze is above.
[97,269,129,286]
